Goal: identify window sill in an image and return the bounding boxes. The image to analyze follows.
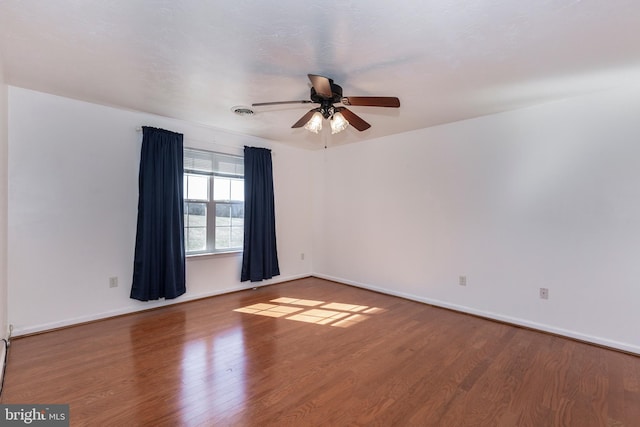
[186,250,243,259]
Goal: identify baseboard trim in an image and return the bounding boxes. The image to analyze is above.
[12,273,311,337]
[14,272,640,356]
[312,273,640,356]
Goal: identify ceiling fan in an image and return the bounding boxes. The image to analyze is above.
[252,74,400,134]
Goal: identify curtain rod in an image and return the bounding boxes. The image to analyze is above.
[135,127,245,156]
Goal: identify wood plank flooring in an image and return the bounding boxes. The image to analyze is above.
[2,277,639,426]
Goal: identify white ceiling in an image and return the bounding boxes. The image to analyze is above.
[2,0,640,149]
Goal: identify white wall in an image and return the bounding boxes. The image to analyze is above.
[8,84,640,354]
[313,86,640,354]
[0,55,8,340]
[8,87,313,335]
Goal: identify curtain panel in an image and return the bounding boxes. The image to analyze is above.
[131,126,186,301]
[241,146,280,282]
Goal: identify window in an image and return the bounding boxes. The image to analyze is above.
[183,148,244,255]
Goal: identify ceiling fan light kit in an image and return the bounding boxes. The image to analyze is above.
[252,74,400,136]
[304,111,324,134]
[331,111,349,134]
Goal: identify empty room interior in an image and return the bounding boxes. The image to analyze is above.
[1,1,639,426]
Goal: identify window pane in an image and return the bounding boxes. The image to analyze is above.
[230,179,244,201]
[186,175,209,200]
[185,201,207,253]
[186,227,206,252]
[231,227,244,248]
[215,203,231,226]
[216,227,231,249]
[186,203,206,226]
[214,177,230,201]
[214,203,243,250]
[231,203,244,226]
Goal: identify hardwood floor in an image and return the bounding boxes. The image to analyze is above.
[2,277,639,426]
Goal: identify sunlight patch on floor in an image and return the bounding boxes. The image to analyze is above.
[320,302,368,312]
[233,303,303,318]
[233,297,386,327]
[270,297,325,306]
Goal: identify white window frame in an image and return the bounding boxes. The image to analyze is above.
[183,148,244,256]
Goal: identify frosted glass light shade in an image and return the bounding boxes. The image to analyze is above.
[331,112,349,134]
[304,112,323,134]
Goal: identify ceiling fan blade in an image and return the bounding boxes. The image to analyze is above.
[291,109,318,128]
[341,96,400,107]
[308,74,333,99]
[337,107,371,131]
[252,100,313,107]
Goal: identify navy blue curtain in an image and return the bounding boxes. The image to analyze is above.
[241,146,280,282]
[131,127,186,301]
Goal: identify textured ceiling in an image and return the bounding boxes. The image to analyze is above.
[2,0,640,149]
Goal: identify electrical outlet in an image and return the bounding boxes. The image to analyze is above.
[539,287,549,300]
[109,277,119,288]
[301,253,305,261]
[459,276,467,286]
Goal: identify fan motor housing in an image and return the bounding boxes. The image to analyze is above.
[310,81,343,104]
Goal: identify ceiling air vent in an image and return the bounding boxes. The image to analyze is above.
[231,105,255,116]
